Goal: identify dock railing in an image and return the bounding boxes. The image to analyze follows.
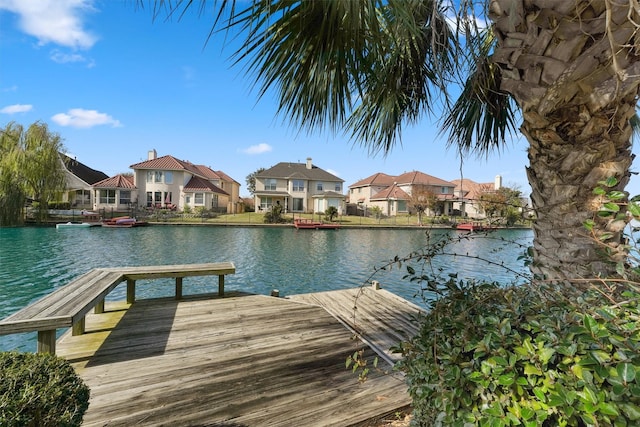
[0,262,236,354]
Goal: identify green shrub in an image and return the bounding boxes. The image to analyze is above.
[264,204,288,223]
[325,206,338,222]
[395,279,640,426]
[0,352,90,426]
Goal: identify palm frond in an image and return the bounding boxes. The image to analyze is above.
[346,0,458,154]
[441,29,517,156]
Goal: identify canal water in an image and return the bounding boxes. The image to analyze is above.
[0,225,533,352]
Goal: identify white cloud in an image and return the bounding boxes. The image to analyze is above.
[50,49,94,67]
[0,0,97,49]
[243,143,272,155]
[51,108,122,128]
[0,104,33,114]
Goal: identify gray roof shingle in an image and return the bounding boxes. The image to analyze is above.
[257,162,343,182]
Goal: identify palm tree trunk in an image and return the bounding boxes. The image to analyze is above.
[522,100,635,281]
[490,0,640,282]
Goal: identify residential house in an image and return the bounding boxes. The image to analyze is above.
[451,177,496,218]
[129,150,240,213]
[254,158,345,214]
[451,175,502,219]
[202,169,243,214]
[92,174,136,212]
[348,171,456,216]
[60,153,109,209]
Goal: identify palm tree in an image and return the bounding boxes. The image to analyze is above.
[149,0,640,283]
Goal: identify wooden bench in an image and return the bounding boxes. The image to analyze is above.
[0,262,236,354]
[0,269,125,353]
[102,262,236,302]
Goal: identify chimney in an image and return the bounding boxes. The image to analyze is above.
[494,175,502,190]
[306,157,312,170]
[148,149,157,160]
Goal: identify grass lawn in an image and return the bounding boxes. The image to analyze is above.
[151,211,456,227]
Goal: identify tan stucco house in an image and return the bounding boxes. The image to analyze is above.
[348,171,456,216]
[254,158,345,214]
[127,150,241,213]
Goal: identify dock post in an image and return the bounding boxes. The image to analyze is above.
[176,277,183,299]
[95,298,105,314]
[127,279,136,304]
[37,330,56,354]
[72,317,85,336]
[218,274,224,297]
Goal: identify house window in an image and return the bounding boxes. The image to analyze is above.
[154,191,162,205]
[99,189,116,204]
[265,179,277,191]
[316,183,323,191]
[155,171,163,183]
[335,183,341,192]
[260,196,274,210]
[293,180,304,192]
[119,191,131,205]
[441,187,449,194]
[146,171,153,183]
[146,192,153,207]
[211,195,218,208]
[292,198,304,211]
[397,200,407,212]
[165,171,173,184]
[194,193,204,205]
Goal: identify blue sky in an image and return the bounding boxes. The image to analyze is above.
[1,1,638,198]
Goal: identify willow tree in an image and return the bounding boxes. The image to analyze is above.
[0,121,67,224]
[150,0,640,283]
[0,123,26,226]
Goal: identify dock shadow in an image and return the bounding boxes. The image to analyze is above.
[85,298,178,367]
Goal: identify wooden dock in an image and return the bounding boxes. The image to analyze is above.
[56,287,422,426]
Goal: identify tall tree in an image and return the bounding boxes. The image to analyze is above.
[0,123,26,226]
[408,187,437,225]
[149,1,640,283]
[0,121,67,224]
[245,167,265,196]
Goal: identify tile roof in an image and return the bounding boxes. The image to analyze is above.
[371,184,410,201]
[350,173,396,188]
[130,155,203,176]
[258,161,344,182]
[194,165,222,180]
[183,176,229,195]
[214,170,239,184]
[61,153,109,185]
[93,174,136,189]
[450,179,495,200]
[395,171,455,187]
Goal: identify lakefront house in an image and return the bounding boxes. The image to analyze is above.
[347,171,457,217]
[126,150,242,213]
[60,153,109,210]
[253,158,345,214]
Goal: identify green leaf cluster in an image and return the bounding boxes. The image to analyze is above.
[0,351,90,426]
[395,281,640,426]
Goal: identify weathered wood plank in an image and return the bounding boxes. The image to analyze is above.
[57,292,412,426]
[104,262,236,279]
[288,286,423,363]
[0,270,124,335]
